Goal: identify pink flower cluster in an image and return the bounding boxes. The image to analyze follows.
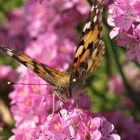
[9,109,120,140]
[105,111,140,140]
[108,0,140,62]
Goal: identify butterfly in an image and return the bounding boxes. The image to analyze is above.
[0,0,104,102]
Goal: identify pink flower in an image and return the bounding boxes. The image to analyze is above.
[9,71,56,124]
[108,0,140,62]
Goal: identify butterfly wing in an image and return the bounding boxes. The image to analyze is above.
[70,0,105,84]
[0,46,69,87]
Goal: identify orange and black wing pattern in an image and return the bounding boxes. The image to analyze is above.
[0,46,69,87]
[70,0,105,83]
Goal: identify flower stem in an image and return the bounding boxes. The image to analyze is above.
[104,24,140,111]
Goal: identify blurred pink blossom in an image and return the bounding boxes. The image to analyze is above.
[0,0,89,51]
[107,0,140,62]
[123,62,140,92]
[108,74,125,94]
[108,62,140,93]
[0,65,15,80]
[108,62,140,109]
[104,111,140,140]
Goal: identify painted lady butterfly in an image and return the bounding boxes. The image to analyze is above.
[0,0,104,101]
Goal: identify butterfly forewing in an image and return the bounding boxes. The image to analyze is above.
[0,46,70,88]
[70,0,104,83]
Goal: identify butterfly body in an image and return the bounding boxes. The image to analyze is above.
[0,0,104,101]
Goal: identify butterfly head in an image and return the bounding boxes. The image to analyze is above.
[66,76,85,100]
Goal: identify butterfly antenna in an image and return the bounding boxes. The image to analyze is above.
[7,81,50,86]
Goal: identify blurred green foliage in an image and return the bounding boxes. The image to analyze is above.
[0,0,24,23]
[0,55,19,68]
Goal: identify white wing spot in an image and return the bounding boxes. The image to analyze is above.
[76,45,84,57]
[95,5,98,8]
[91,5,94,12]
[96,9,99,14]
[7,48,13,56]
[83,21,91,32]
[93,16,97,23]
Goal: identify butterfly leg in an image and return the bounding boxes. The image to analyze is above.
[51,92,56,117]
[50,91,65,116]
